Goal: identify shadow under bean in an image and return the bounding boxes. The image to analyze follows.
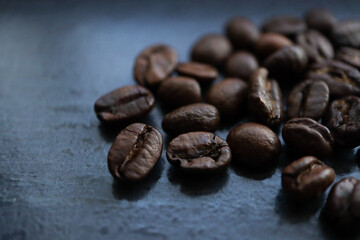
[231,161,276,180]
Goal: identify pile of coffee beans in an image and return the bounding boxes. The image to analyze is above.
[94,8,360,230]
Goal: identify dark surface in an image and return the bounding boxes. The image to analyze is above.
[1,1,360,239]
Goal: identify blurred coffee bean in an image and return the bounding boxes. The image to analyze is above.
[331,20,360,48]
[225,17,259,49]
[287,80,329,120]
[262,15,306,38]
[304,8,337,35]
[162,103,220,136]
[94,85,155,125]
[282,156,335,201]
[335,47,360,70]
[227,122,281,168]
[324,96,360,149]
[255,33,293,59]
[248,68,283,128]
[191,34,232,67]
[307,60,360,97]
[224,51,258,80]
[167,132,231,173]
[157,76,201,109]
[133,44,178,87]
[176,62,218,83]
[206,78,248,119]
[282,118,334,157]
[296,30,334,63]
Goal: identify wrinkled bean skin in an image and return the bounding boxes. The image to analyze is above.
[331,20,360,48]
[336,47,360,70]
[225,17,259,49]
[282,118,334,157]
[224,51,258,80]
[287,80,329,120]
[94,85,155,125]
[162,103,220,136]
[133,44,178,87]
[324,96,360,149]
[296,30,334,63]
[107,123,163,182]
[262,15,306,38]
[255,33,293,59]
[282,156,335,201]
[307,60,360,97]
[206,78,248,119]
[304,8,337,35]
[157,76,201,109]
[176,62,218,83]
[324,178,360,227]
[166,132,231,173]
[227,122,281,168]
[248,68,283,128]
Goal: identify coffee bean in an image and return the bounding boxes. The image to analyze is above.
[162,103,220,136]
[166,132,231,173]
[94,85,155,125]
[304,8,337,35]
[296,30,334,63]
[324,96,360,149]
[224,51,259,80]
[262,15,306,38]
[282,118,334,157]
[176,62,218,83]
[282,156,335,200]
[227,122,281,168]
[336,47,360,70]
[324,177,360,227]
[225,17,259,49]
[206,78,248,119]
[331,20,360,48]
[307,60,360,97]
[133,44,178,87]
[255,33,293,59]
[107,123,163,182]
[191,34,232,67]
[157,76,201,109]
[264,45,308,78]
[248,68,283,128]
[287,80,329,120]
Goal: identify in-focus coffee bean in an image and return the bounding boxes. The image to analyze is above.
[225,17,259,49]
[282,156,335,201]
[262,15,306,38]
[335,47,360,70]
[176,62,218,83]
[224,51,258,80]
[248,68,283,128]
[282,118,334,157]
[304,8,337,35]
[107,123,163,182]
[162,103,220,136]
[255,33,293,59]
[227,122,281,168]
[94,85,155,125]
[287,80,329,120]
[133,44,178,87]
[331,20,360,48]
[167,132,231,173]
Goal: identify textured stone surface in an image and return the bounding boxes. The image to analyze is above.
[0,1,360,239]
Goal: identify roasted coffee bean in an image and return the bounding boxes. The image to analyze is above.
[206,78,248,119]
[248,68,283,128]
[133,44,178,87]
[264,45,308,78]
[227,122,281,168]
[324,96,360,148]
[176,62,218,83]
[307,60,360,97]
[336,47,360,70]
[225,17,259,49]
[282,118,334,157]
[331,20,360,48]
[191,34,232,67]
[162,103,220,136]
[255,33,293,59]
[107,123,163,182]
[224,51,258,80]
[304,8,337,35]
[157,76,201,108]
[167,132,231,173]
[287,80,330,120]
[282,156,335,200]
[94,85,155,125]
[262,15,306,38]
[324,177,360,227]
[296,30,334,63]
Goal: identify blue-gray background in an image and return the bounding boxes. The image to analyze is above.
[0,0,360,239]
